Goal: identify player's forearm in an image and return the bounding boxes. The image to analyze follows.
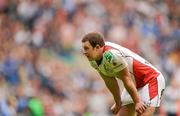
[100,73,121,106]
[123,77,141,104]
[105,77,121,106]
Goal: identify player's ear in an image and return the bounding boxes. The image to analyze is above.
[95,45,100,49]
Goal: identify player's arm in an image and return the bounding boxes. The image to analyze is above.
[99,72,121,106]
[116,67,140,104]
[110,50,147,115]
[116,68,148,115]
[107,50,140,104]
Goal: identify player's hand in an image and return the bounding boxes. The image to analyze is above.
[135,101,148,116]
[110,103,121,115]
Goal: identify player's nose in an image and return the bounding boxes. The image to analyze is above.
[83,52,90,57]
[80,49,86,55]
[83,52,88,56]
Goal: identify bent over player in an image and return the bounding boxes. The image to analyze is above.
[81,32,165,116]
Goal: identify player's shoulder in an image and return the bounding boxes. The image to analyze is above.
[103,48,120,57]
[105,41,121,48]
[103,49,121,63]
[103,50,113,63]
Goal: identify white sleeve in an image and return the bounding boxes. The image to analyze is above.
[112,52,128,73]
[104,50,128,73]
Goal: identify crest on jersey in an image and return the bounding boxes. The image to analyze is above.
[104,51,113,63]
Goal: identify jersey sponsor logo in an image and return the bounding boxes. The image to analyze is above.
[104,51,113,63]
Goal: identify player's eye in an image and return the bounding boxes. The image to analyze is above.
[84,47,89,50]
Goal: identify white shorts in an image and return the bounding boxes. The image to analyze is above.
[121,73,165,107]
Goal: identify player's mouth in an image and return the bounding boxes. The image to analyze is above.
[86,55,92,60]
[86,55,90,58]
[83,53,92,60]
[84,53,89,58]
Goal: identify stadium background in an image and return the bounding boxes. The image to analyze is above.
[0,0,179,116]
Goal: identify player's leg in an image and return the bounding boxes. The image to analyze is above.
[117,104,156,116]
[118,103,135,116]
[120,88,135,116]
[119,74,165,116]
[141,74,165,116]
[118,104,155,116]
[140,106,155,116]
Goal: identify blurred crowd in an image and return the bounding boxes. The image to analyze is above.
[0,0,179,116]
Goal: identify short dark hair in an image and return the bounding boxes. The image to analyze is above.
[81,32,105,48]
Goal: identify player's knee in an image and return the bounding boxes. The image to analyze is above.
[141,107,156,116]
[119,103,135,116]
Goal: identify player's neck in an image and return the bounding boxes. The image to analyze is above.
[96,57,103,66]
